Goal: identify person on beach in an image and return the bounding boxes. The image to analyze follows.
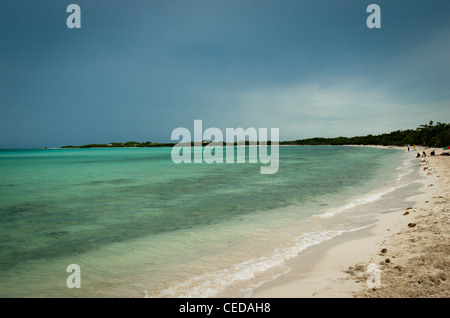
[416,152,421,158]
[422,151,427,157]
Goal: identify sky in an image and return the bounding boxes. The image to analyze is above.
[0,0,449,148]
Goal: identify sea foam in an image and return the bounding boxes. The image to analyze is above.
[156,226,373,298]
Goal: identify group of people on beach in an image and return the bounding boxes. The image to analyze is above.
[416,150,435,158]
[407,144,439,158]
[407,143,450,157]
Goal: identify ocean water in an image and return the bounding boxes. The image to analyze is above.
[0,146,421,297]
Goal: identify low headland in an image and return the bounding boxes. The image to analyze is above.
[60,121,450,150]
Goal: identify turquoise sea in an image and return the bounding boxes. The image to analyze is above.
[0,146,421,297]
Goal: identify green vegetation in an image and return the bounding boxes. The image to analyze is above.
[61,141,176,148]
[60,141,270,148]
[60,121,450,149]
[281,121,450,148]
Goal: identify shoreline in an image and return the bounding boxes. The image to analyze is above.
[252,146,449,298]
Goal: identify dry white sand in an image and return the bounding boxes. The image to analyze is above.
[252,146,450,298]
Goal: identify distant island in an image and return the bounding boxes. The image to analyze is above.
[61,141,176,148]
[60,121,450,149]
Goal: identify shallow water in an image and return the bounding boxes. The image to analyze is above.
[0,146,421,297]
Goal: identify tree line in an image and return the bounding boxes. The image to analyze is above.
[280,121,450,148]
[61,141,176,148]
[61,121,450,149]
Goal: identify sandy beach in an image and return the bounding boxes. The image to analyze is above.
[252,146,450,298]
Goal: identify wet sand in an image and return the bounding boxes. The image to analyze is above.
[252,146,449,298]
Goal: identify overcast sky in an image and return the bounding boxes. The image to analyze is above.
[1,0,449,148]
